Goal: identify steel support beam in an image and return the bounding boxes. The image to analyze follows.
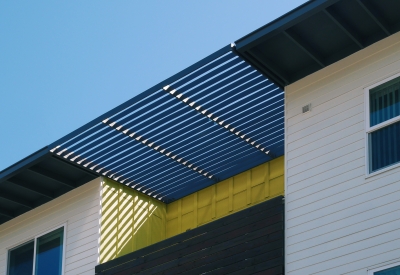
[323,8,364,49]
[27,166,75,189]
[50,156,98,180]
[247,49,290,86]
[0,192,33,209]
[283,30,325,68]
[356,0,390,36]
[7,178,54,200]
[0,208,14,219]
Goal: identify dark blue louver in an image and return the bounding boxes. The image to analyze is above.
[46,45,284,202]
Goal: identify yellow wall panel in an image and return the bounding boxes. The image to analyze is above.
[166,200,178,220]
[216,179,229,201]
[134,215,149,251]
[100,156,284,261]
[151,215,164,244]
[117,190,134,258]
[216,198,229,218]
[251,184,265,203]
[198,187,212,208]
[166,217,178,238]
[252,164,266,186]
[99,177,167,263]
[198,205,212,225]
[181,194,194,214]
[165,156,284,238]
[152,202,164,219]
[270,175,284,197]
[233,173,247,193]
[233,191,247,211]
[99,183,119,263]
[269,157,284,179]
[182,212,195,231]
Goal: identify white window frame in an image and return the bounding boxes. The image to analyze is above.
[7,224,67,275]
[365,72,400,177]
[368,261,400,274]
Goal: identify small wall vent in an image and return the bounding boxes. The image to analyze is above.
[302,103,311,113]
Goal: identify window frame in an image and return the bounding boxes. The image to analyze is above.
[7,224,67,275]
[365,72,400,177]
[368,261,400,274]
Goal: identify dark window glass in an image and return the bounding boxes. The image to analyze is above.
[369,120,400,172]
[375,264,400,275]
[8,241,34,275]
[35,227,64,275]
[370,76,400,127]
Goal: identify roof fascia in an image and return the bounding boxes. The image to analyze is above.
[0,147,51,183]
[235,0,341,52]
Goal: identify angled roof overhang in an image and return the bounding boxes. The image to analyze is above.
[0,148,98,224]
[0,45,284,224]
[236,0,400,88]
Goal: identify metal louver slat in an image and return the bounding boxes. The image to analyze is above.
[47,44,284,202]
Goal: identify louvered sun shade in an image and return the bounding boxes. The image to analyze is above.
[48,45,284,202]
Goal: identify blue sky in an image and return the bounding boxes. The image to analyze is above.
[0,1,306,171]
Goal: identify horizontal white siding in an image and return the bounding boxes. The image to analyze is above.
[285,32,400,275]
[0,178,101,275]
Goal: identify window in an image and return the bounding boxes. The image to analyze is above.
[369,262,400,274]
[366,74,400,174]
[7,226,64,275]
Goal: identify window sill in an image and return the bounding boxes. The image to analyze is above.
[365,161,400,179]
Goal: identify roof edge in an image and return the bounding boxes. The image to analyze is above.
[0,146,51,182]
[235,0,340,52]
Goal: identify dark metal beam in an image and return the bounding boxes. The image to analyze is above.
[247,48,290,86]
[7,178,54,200]
[27,166,75,189]
[0,192,33,209]
[50,156,98,180]
[0,147,50,184]
[356,0,390,36]
[75,174,97,187]
[323,8,364,49]
[234,51,284,88]
[235,0,342,51]
[283,30,325,68]
[230,46,284,90]
[0,208,14,219]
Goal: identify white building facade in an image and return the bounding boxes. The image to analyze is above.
[285,31,400,275]
[0,178,101,275]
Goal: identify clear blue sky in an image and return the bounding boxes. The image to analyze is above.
[0,0,306,171]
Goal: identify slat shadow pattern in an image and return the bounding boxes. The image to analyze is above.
[49,46,284,202]
[95,196,284,275]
